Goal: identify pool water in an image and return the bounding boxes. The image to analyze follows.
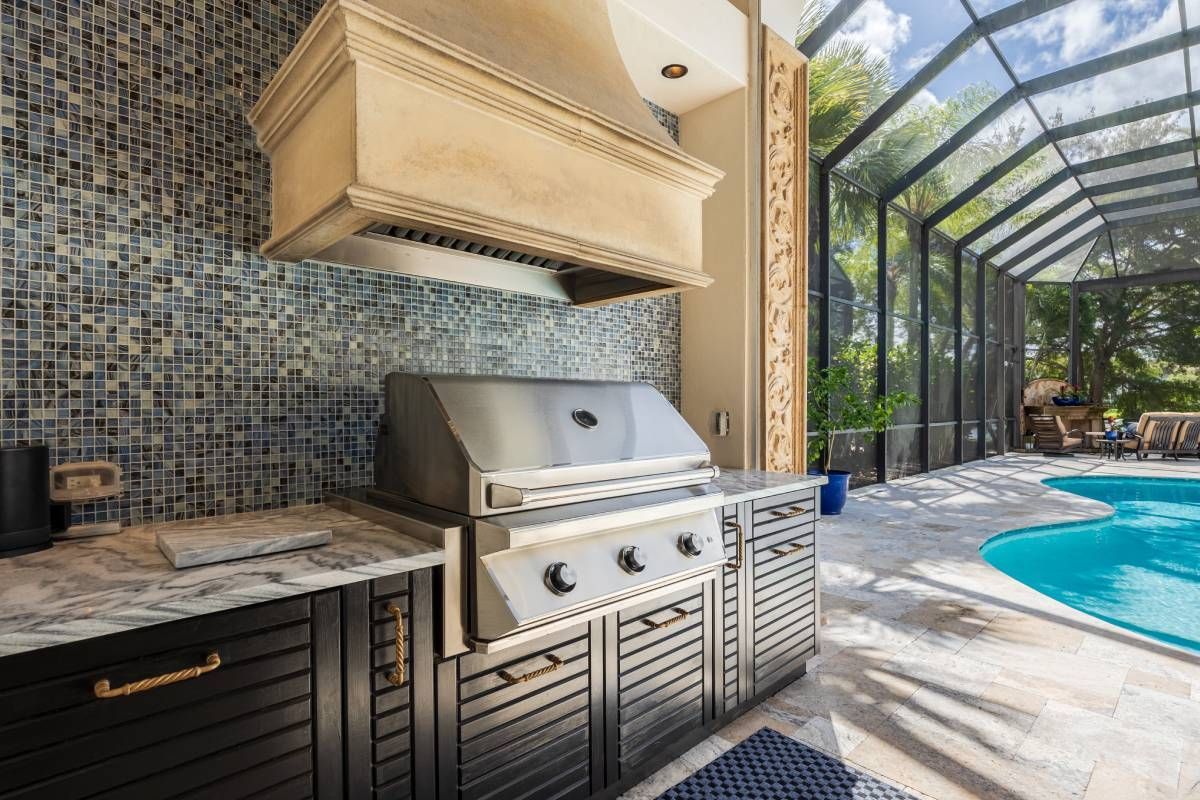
[980,476,1200,653]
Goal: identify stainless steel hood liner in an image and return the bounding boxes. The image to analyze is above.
[375,373,715,516]
[248,0,724,307]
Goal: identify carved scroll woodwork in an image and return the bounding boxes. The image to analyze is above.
[760,28,809,473]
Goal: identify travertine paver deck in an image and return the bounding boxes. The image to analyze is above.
[623,454,1200,800]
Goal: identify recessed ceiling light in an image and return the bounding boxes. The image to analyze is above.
[661,64,689,79]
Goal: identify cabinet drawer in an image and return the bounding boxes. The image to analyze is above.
[453,623,594,800]
[750,525,817,690]
[0,596,318,800]
[750,489,818,536]
[616,584,706,774]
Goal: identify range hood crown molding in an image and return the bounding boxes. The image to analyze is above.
[249,0,724,306]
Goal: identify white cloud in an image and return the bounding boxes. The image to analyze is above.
[833,0,912,63]
[1032,50,1184,124]
[996,0,1182,73]
[904,42,945,72]
[909,88,940,110]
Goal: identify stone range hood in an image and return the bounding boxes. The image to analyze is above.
[248,0,724,306]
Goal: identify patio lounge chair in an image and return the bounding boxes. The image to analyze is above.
[1029,415,1083,453]
[1126,415,1183,460]
[1172,418,1200,459]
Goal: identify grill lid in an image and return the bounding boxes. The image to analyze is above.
[375,373,713,515]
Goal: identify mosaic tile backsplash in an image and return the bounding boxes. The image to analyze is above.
[0,0,682,524]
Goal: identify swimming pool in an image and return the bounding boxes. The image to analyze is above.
[980,476,1200,653]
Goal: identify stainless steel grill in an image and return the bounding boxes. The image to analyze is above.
[340,373,726,654]
[374,373,718,516]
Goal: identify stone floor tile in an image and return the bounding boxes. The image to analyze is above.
[980,681,1047,717]
[956,638,1128,714]
[848,726,1084,800]
[897,597,999,641]
[874,685,1038,756]
[882,636,1001,698]
[1084,762,1178,800]
[1126,667,1192,699]
[677,734,732,771]
[975,611,1086,654]
[1077,634,1200,687]
[1024,700,1184,784]
[1113,683,1200,744]
[714,707,798,745]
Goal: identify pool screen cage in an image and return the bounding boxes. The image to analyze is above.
[792,0,1200,486]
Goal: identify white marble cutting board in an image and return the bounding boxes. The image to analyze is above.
[156,524,333,569]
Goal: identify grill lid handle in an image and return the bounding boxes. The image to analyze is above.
[488,466,719,510]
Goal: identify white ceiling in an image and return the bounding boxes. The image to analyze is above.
[760,0,806,46]
[608,0,748,115]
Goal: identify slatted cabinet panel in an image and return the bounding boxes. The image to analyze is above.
[439,621,601,800]
[750,488,818,537]
[748,515,818,694]
[718,504,744,716]
[613,582,713,778]
[0,594,337,800]
[343,570,436,800]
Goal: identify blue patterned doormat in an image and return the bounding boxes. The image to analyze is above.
[656,728,916,799]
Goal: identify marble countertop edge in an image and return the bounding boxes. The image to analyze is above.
[0,549,445,659]
[714,468,827,504]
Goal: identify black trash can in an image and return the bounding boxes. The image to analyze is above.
[0,445,51,557]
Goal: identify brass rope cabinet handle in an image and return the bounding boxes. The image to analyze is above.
[770,505,808,519]
[498,654,563,685]
[771,541,807,557]
[386,602,407,687]
[725,521,744,571]
[643,608,690,630]
[94,652,221,699]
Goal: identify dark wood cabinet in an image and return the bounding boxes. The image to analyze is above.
[746,489,819,697]
[343,571,436,800]
[0,488,820,800]
[610,581,714,782]
[0,592,342,800]
[436,620,603,800]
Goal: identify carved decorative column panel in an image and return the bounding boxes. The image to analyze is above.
[760,28,809,472]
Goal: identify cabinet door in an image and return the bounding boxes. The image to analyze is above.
[717,503,745,717]
[748,515,818,697]
[612,580,714,780]
[344,570,435,800]
[439,621,602,800]
[0,593,339,800]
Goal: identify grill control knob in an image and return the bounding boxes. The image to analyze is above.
[544,562,577,595]
[618,545,648,574]
[678,531,705,558]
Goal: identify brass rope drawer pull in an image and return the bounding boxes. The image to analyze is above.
[94,652,221,699]
[770,505,808,519]
[643,608,690,630]
[725,521,744,571]
[771,541,807,557]
[498,654,564,685]
[386,602,407,687]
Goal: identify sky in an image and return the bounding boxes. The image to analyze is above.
[824,0,1193,124]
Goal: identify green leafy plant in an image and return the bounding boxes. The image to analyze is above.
[807,358,919,474]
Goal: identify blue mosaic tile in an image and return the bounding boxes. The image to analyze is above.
[0,0,682,525]
[657,729,917,800]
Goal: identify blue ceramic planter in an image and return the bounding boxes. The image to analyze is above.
[808,469,851,515]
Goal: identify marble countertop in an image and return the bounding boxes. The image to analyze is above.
[715,468,827,503]
[0,504,444,658]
